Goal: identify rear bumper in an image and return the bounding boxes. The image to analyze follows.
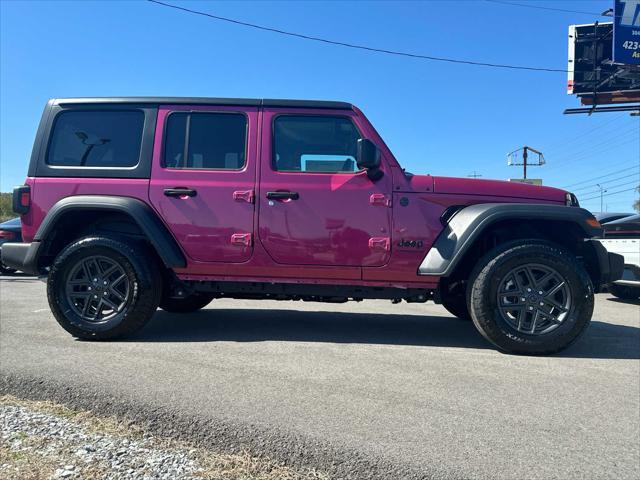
[590,239,625,292]
[0,242,41,275]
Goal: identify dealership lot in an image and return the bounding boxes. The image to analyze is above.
[1,274,638,479]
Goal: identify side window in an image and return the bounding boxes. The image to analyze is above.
[163,112,247,170]
[47,110,144,168]
[273,116,361,173]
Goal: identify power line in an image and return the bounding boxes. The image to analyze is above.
[543,133,639,172]
[572,171,640,192]
[147,0,568,73]
[581,187,639,202]
[577,179,640,196]
[562,164,640,188]
[542,114,629,154]
[546,124,640,158]
[484,0,615,18]
[563,163,640,188]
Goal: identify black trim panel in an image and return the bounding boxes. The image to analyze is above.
[419,203,602,276]
[27,101,54,177]
[52,97,353,110]
[35,196,186,268]
[1,242,41,275]
[191,280,431,301]
[590,240,624,289]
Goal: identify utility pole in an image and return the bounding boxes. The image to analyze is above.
[468,171,482,178]
[507,146,545,181]
[596,183,607,212]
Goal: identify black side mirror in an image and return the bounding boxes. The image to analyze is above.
[356,138,383,180]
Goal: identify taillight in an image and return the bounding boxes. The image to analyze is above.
[12,185,30,214]
[0,230,16,240]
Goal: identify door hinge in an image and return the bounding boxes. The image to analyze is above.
[231,233,253,247]
[233,190,255,204]
[369,193,391,207]
[369,237,390,251]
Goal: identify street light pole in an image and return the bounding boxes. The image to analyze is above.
[596,183,607,212]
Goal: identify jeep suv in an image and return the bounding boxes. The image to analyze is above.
[2,97,623,354]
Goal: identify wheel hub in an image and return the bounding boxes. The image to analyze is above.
[496,264,571,335]
[65,255,130,323]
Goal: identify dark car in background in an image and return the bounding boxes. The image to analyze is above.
[0,217,22,274]
[594,212,635,225]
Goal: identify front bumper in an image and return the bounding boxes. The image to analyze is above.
[0,242,41,275]
[590,239,625,292]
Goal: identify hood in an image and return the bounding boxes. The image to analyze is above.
[431,176,567,203]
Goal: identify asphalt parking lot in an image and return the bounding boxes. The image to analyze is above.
[1,274,639,479]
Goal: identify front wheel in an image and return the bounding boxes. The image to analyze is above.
[47,236,162,340]
[467,241,594,355]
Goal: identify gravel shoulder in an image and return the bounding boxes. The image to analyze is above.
[0,373,416,480]
[0,394,327,480]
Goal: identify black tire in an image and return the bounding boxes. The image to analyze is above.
[47,236,162,340]
[609,284,640,300]
[441,294,472,320]
[467,241,594,355]
[159,292,215,313]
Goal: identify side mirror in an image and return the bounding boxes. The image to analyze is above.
[356,138,383,180]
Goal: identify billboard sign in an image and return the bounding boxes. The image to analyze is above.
[568,22,640,102]
[614,0,640,64]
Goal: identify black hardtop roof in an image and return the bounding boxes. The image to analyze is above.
[51,97,353,110]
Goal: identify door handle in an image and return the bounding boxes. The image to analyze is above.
[164,188,197,198]
[266,191,299,200]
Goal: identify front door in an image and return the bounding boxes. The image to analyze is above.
[257,109,392,267]
[149,105,257,263]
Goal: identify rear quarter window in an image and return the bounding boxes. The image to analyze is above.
[47,110,144,168]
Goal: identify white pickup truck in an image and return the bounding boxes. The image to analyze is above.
[597,214,640,300]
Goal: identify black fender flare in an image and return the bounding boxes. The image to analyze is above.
[35,195,186,268]
[419,203,601,276]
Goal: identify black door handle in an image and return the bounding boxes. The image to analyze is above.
[266,191,299,200]
[164,188,197,198]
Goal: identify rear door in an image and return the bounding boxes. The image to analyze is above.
[149,105,257,263]
[257,109,392,267]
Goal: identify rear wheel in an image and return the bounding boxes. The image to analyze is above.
[47,236,162,340]
[159,292,215,313]
[609,284,640,300]
[467,241,594,355]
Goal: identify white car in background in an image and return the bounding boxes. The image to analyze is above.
[597,213,640,300]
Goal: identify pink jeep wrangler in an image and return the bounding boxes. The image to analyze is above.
[2,97,623,354]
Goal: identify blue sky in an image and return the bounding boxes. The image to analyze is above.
[1,0,638,212]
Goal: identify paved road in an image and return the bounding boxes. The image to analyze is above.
[1,274,639,479]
